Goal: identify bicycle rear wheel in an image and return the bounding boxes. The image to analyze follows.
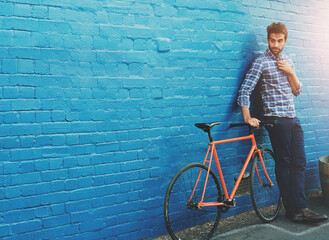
[250,148,282,222]
[164,163,222,240]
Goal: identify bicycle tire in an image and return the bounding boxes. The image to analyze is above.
[250,148,282,222]
[164,163,222,240]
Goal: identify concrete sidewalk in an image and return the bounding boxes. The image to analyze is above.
[213,193,329,240]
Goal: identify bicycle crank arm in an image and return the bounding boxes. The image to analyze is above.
[223,199,236,207]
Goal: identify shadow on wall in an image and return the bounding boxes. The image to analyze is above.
[225,30,264,124]
[158,29,265,171]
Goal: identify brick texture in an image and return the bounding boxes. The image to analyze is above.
[0,0,329,239]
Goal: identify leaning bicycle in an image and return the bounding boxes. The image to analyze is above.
[164,121,282,240]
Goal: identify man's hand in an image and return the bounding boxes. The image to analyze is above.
[277,60,294,75]
[241,107,261,129]
[277,60,300,94]
[246,117,261,129]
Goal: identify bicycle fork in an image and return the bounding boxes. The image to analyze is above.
[255,149,274,187]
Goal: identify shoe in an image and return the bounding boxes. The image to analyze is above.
[286,208,328,223]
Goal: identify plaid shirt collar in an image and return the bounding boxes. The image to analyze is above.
[265,48,284,61]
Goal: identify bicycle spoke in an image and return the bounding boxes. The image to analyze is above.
[164,163,222,240]
[178,174,190,200]
[250,149,282,222]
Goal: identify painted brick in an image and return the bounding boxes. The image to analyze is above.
[0,225,11,238]
[3,137,19,148]
[20,87,35,98]
[11,219,42,234]
[4,17,38,32]
[11,172,41,185]
[41,122,71,134]
[17,59,34,73]
[11,99,40,111]
[5,186,20,199]
[19,161,34,173]
[4,208,34,223]
[2,59,17,73]
[4,162,19,174]
[43,214,70,228]
[13,3,31,17]
[0,0,328,239]
[34,182,50,195]
[21,184,36,196]
[18,111,35,123]
[3,87,19,98]
[0,30,13,47]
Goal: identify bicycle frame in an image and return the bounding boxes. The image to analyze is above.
[190,132,274,208]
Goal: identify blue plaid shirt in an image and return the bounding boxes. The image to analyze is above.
[237,48,302,118]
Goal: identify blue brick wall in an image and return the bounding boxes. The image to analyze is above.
[0,0,329,239]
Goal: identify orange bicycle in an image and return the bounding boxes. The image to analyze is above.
[164,121,282,240]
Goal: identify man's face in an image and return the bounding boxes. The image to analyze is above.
[267,33,287,57]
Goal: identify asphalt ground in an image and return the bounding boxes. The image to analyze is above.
[154,192,329,240]
[213,192,329,240]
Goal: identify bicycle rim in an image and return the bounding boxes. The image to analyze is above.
[250,149,282,222]
[164,163,222,240]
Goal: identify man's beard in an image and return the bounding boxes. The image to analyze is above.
[269,46,283,57]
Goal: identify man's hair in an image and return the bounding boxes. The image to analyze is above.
[267,22,288,40]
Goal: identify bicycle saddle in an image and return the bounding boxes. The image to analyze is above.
[195,122,221,132]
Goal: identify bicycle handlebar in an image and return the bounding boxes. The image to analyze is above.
[229,120,277,129]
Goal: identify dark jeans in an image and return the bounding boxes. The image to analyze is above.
[265,116,308,210]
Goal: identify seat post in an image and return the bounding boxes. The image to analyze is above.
[207,131,213,142]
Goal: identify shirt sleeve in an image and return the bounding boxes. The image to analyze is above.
[292,81,302,96]
[237,59,263,108]
[289,59,302,97]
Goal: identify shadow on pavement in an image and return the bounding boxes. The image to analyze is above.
[213,192,329,240]
[153,192,329,240]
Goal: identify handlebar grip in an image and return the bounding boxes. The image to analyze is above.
[230,120,277,129]
[229,123,248,128]
[260,119,277,127]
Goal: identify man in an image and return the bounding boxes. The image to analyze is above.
[237,22,327,223]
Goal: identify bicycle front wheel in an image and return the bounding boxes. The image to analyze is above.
[250,148,282,222]
[164,163,222,240]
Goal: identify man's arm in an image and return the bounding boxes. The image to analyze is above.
[241,106,261,129]
[277,60,301,95]
[237,59,263,128]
